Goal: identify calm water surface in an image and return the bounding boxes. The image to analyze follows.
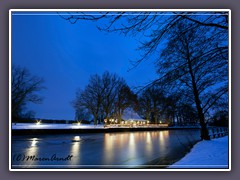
[12,130,200,169]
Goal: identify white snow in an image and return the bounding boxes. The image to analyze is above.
[169,136,229,169]
[11,123,168,129]
[122,107,146,122]
[12,123,105,129]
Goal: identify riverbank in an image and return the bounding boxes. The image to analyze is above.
[11,123,200,135]
[168,136,229,169]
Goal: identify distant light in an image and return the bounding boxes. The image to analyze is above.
[36,120,41,125]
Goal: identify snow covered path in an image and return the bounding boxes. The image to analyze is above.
[169,136,229,169]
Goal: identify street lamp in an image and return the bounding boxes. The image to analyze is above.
[36,120,41,125]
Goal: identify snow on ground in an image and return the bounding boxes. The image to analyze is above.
[12,123,105,129]
[11,123,169,129]
[169,136,229,169]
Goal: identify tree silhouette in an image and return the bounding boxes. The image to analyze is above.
[11,65,44,119]
[73,71,134,125]
[63,11,229,139]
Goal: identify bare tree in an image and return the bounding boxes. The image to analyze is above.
[73,71,132,125]
[11,65,44,119]
[63,11,229,140]
[73,74,104,125]
[61,11,228,69]
[114,83,138,123]
[138,85,166,124]
[101,71,125,123]
[138,88,152,122]
[155,22,228,139]
[74,106,91,122]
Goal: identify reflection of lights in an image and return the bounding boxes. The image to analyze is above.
[73,136,81,142]
[145,132,153,155]
[129,133,135,146]
[146,132,152,144]
[31,138,38,147]
[159,131,169,148]
[25,138,39,165]
[104,134,114,163]
[160,132,163,141]
[128,133,138,160]
[70,136,81,165]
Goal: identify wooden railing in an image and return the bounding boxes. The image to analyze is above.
[208,127,228,139]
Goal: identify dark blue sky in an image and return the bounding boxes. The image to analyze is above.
[12,12,157,120]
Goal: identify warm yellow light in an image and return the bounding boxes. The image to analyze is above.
[36,120,41,125]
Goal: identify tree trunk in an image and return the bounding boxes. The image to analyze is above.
[186,47,210,140]
[154,112,158,124]
[94,115,97,125]
[191,73,210,140]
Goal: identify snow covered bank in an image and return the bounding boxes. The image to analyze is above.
[11,123,170,130]
[169,136,229,169]
[12,123,105,130]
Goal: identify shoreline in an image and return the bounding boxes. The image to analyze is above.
[12,127,200,135]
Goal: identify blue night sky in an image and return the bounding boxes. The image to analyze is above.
[12,12,157,120]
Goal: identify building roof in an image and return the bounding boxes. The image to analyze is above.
[122,108,146,121]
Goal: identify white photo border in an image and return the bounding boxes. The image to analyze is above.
[9,9,231,172]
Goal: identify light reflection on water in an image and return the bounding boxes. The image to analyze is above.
[31,138,38,147]
[70,136,81,165]
[12,130,200,168]
[23,138,39,166]
[102,131,170,166]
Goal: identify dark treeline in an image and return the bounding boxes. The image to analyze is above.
[72,71,227,128]
[11,65,228,128]
[65,11,229,140]
[72,71,137,125]
[11,11,229,141]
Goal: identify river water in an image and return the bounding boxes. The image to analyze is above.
[11,129,201,169]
